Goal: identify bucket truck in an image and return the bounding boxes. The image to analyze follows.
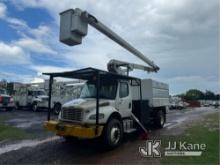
[44,8,169,149]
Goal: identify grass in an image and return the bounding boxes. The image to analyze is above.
[0,115,26,141]
[161,112,220,165]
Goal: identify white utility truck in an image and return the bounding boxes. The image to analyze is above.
[51,82,84,114]
[44,8,169,149]
[14,81,83,113]
[14,85,48,111]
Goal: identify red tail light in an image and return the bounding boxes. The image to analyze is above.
[0,96,2,103]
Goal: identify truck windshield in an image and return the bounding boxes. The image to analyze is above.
[80,81,117,99]
[0,89,7,95]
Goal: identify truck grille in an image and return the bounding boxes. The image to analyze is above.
[61,108,83,122]
[2,97,10,104]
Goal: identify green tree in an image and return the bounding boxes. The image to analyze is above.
[215,94,220,100]
[185,89,204,100]
[204,90,216,100]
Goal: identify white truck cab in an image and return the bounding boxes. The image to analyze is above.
[59,80,132,124]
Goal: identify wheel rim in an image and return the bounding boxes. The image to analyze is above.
[33,104,37,111]
[110,124,121,145]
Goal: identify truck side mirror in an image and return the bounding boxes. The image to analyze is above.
[60,8,88,46]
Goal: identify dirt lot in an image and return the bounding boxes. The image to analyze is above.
[0,107,219,164]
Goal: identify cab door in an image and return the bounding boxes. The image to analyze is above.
[27,90,33,105]
[116,82,132,118]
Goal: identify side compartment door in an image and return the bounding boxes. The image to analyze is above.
[116,82,132,118]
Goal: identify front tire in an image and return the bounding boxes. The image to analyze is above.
[54,103,61,114]
[32,103,38,112]
[102,118,123,149]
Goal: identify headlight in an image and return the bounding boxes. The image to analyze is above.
[85,109,92,113]
[89,113,105,120]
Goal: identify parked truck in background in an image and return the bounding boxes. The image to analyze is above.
[51,82,84,114]
[169,96,188,110]
[14,86,48,111]
[44,8,169,149]
[13,81,83,113]
[0,88,15,111]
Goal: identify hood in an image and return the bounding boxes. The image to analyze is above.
[36,95,48,99]
[0,94,10,97]
[62,98,110,110]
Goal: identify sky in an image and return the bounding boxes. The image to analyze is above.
[0,0,219,95]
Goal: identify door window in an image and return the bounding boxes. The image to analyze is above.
[119,82,129,98]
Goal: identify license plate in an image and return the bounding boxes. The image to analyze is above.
[56,125,66,131]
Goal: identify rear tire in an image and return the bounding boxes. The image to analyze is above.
[15,102,20,110]
[102,118,123,149]
[155,110,165,128]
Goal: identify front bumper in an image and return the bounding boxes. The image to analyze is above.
[37,101,48,108]
[0,102,15,108]
[44,120,104,139]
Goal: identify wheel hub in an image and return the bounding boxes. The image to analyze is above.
[33,104,37,111]
[110,126,120,145]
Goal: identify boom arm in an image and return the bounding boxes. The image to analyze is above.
[107,59,156,75]
[59,8,160,72]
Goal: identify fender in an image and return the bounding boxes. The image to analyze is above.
[32,97,42,102]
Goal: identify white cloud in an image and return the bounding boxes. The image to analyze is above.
[0,65,75,83]
[29,25,50,38]
[21,1,217,59]
[30,77,44,83]
[165,75,220,94]
[0,2,6,18]
[15,37,57,55]
[0,42,30,65]
[0,2,56,56]
[7,17,27,27]
[3,0,220,94]
[0,71,44,83]
[31,65,74,75]
[0,2,27,29]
